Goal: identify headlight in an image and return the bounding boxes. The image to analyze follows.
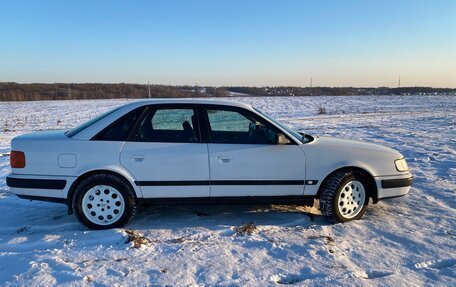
[395,158,409,172]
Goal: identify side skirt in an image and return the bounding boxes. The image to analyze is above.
[141,195,315,207]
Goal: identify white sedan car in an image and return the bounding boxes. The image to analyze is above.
[7,99,412,229]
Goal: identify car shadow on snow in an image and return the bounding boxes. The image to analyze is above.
[127,203,332,232]
[1,192,333,234]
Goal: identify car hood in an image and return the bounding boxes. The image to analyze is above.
[300,135,407,177]
[311,136,402,157]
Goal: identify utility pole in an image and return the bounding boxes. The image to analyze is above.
[309,77,313,96]
[398,76,401,88]
[148,81,151,98]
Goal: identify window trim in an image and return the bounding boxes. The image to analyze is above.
[200,104,297,145]
[126,103,204,144]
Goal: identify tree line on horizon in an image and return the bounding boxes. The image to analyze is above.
[0,83,198,101]
[0,82,454,101]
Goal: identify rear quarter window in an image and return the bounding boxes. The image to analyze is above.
[92,107,146,141]
[66,107,121,138]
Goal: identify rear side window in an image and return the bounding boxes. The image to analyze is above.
[93,107,145,141]
[151,109,193,130]
[131,107,200,143]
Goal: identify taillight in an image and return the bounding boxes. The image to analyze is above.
[10,151,26,168]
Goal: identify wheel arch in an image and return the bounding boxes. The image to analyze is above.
[66,169,141,214]
[316,166,378,203]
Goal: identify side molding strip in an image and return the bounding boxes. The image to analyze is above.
[135,180,306,186]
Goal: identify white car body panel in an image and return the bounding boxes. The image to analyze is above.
[11,132,144,199]
[208,143,306,196]
[120,142,210,198]
[7,99,412,206]
[298,136,411,198]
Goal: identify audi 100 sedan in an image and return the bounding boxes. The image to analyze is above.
[7,100,412,229]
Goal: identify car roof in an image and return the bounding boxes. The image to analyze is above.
[121,98,253,110]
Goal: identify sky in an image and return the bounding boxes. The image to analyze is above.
[0,0,455,87]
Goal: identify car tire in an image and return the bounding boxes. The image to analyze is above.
[320,170,369,222]
[72,173,137,229]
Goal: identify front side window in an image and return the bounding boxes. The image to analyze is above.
[254,107,304,143]
[206,108,278,144]
[131,107,199,143]
[207,110,251,132]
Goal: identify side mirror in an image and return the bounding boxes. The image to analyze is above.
[277,133,291,145]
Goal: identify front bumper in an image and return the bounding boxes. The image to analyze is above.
[375,172,413,201]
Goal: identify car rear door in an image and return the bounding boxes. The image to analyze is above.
[120,104,210,198]
[202,105,306,197]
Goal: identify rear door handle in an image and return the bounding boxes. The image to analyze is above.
[132,155,145,162]
[217,155,232,163]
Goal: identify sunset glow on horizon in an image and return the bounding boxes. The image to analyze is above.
[0,0,455,87]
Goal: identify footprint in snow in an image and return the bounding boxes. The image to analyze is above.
[270,274,303,285]
[194,211,209,217]
[16,226,30,234]
[359,270,394,279]
[414,258,456,270]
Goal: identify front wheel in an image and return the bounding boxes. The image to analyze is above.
[320,171,369,222]
[72,173,137,229]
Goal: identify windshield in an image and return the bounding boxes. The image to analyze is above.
[66,107,121,138]
[254,107,305,142]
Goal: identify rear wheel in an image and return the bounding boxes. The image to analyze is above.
[320,170,369,222]
[72,173,137,229]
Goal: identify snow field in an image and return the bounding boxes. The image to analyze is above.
[0,95,454,286]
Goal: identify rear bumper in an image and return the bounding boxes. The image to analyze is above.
[6,174,76,203]
[375,173,413,201]
[7,177,67,190]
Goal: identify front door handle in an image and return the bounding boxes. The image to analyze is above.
[217,155,232,163]
[132,155,145,162]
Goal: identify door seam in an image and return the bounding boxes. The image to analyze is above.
[206,143,212,197]
[119,141,145,199]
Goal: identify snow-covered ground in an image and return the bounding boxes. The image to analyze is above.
[0,95,455,286]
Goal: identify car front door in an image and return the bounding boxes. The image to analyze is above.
[203,105,306,197]
[120,104,210,198]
